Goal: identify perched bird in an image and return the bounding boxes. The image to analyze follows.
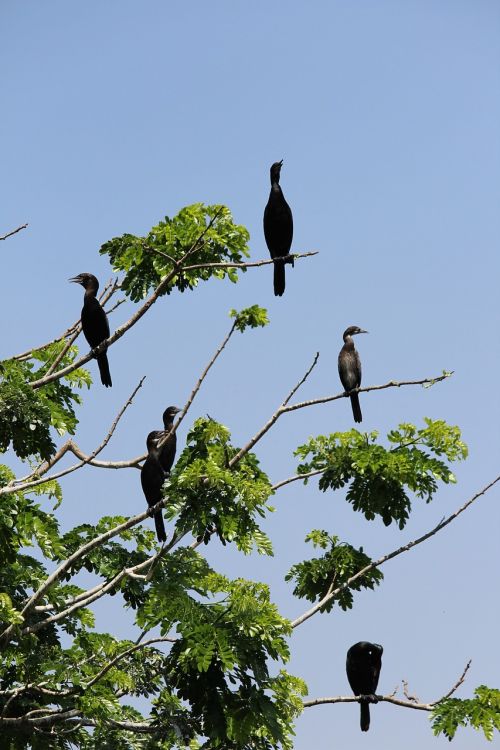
[263,160,294,296]
[159,406,181,474]
[69,273,112,387]
[338,326,368,423]
[346,641,383,732]
[141,430,167,543]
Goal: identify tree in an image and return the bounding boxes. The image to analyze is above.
[0,208,498,749]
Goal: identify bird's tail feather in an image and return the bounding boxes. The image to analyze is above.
[350,393,362,423]
[97,353,112,388]
[273,260,286,296]
[154,511,166,543]
[360,701,370,732]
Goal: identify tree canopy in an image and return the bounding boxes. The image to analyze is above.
[0,208,499,749]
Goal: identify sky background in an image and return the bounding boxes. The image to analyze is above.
[1,1,500,747]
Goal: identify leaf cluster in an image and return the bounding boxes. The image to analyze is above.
[295,420,468,528]
[286,530,383,612]
[167,417,274,555]
[0,345,91,460]
[100,204,250,301]
[431,687,500,741]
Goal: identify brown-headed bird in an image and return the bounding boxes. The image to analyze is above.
[338,326,367,423]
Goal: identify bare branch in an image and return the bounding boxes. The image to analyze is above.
[304,661,472,713]
[156,317,238,453]
[179,250,318,272]
[0,223,28,241]
[303,693,433,711]
[271,469,324,491]
[291,475,500,629]
[431,660,471,705]
[230,370,450,468]
[229,353,320,467]
[0,378,146,496]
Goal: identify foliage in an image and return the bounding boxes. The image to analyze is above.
[100,203,250,301]
[295,420,468,528]
[230,304,269,332]
[431,688,500,741]
[0,204,495,747]
[167,417,274,555]
[0,344,91,460]
[286,530,383,612]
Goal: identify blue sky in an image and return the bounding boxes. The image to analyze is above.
[1,2,500,747]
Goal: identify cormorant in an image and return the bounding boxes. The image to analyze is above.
[159,406,181,474]
[346,641,383,732]
[338,326,367,423]
[141,430,167,543]
[263,160,294,296]
[69,273,112,387]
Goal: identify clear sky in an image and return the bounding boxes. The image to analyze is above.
[1,1,499,747]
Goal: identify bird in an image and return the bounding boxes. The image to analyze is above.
[346,641,383,732]
[141,430,167,543]
[69,273,112,387]
[263,160,294,296]
[159,406,181,474]
[338,326,368,423]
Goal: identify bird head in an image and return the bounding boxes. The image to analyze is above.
[270,160,283,183]
[162,406,181,427]
[343,325,368,340]
[69,273,99,292]
[146,430,165,452]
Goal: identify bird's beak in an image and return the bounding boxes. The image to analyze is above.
[278,159,284,167]
[359,329,368,334]
[68,276,81,284]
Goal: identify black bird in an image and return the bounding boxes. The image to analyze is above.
[159,406,181,474]
[69,273,112,387]
[141,430,167,543]
[346,641,383,732]
[263,160,294,296]
[338,326,367,423]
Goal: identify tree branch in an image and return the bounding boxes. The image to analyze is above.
[83,636,177,690]
[0,377,146,496]
[29,209,225,389]
[230,368,450,468]
[291,475,500,628]
[229,353,320,467]
[156,317,238,453]
[0,223,28,241]
[303,661,472,713]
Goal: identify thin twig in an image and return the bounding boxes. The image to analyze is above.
[229,353,320,467]
[291,475,500,628]
[0,223,28,241]
[271,469,325,491]
[156,318,238,452]
[178,250,318,272]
